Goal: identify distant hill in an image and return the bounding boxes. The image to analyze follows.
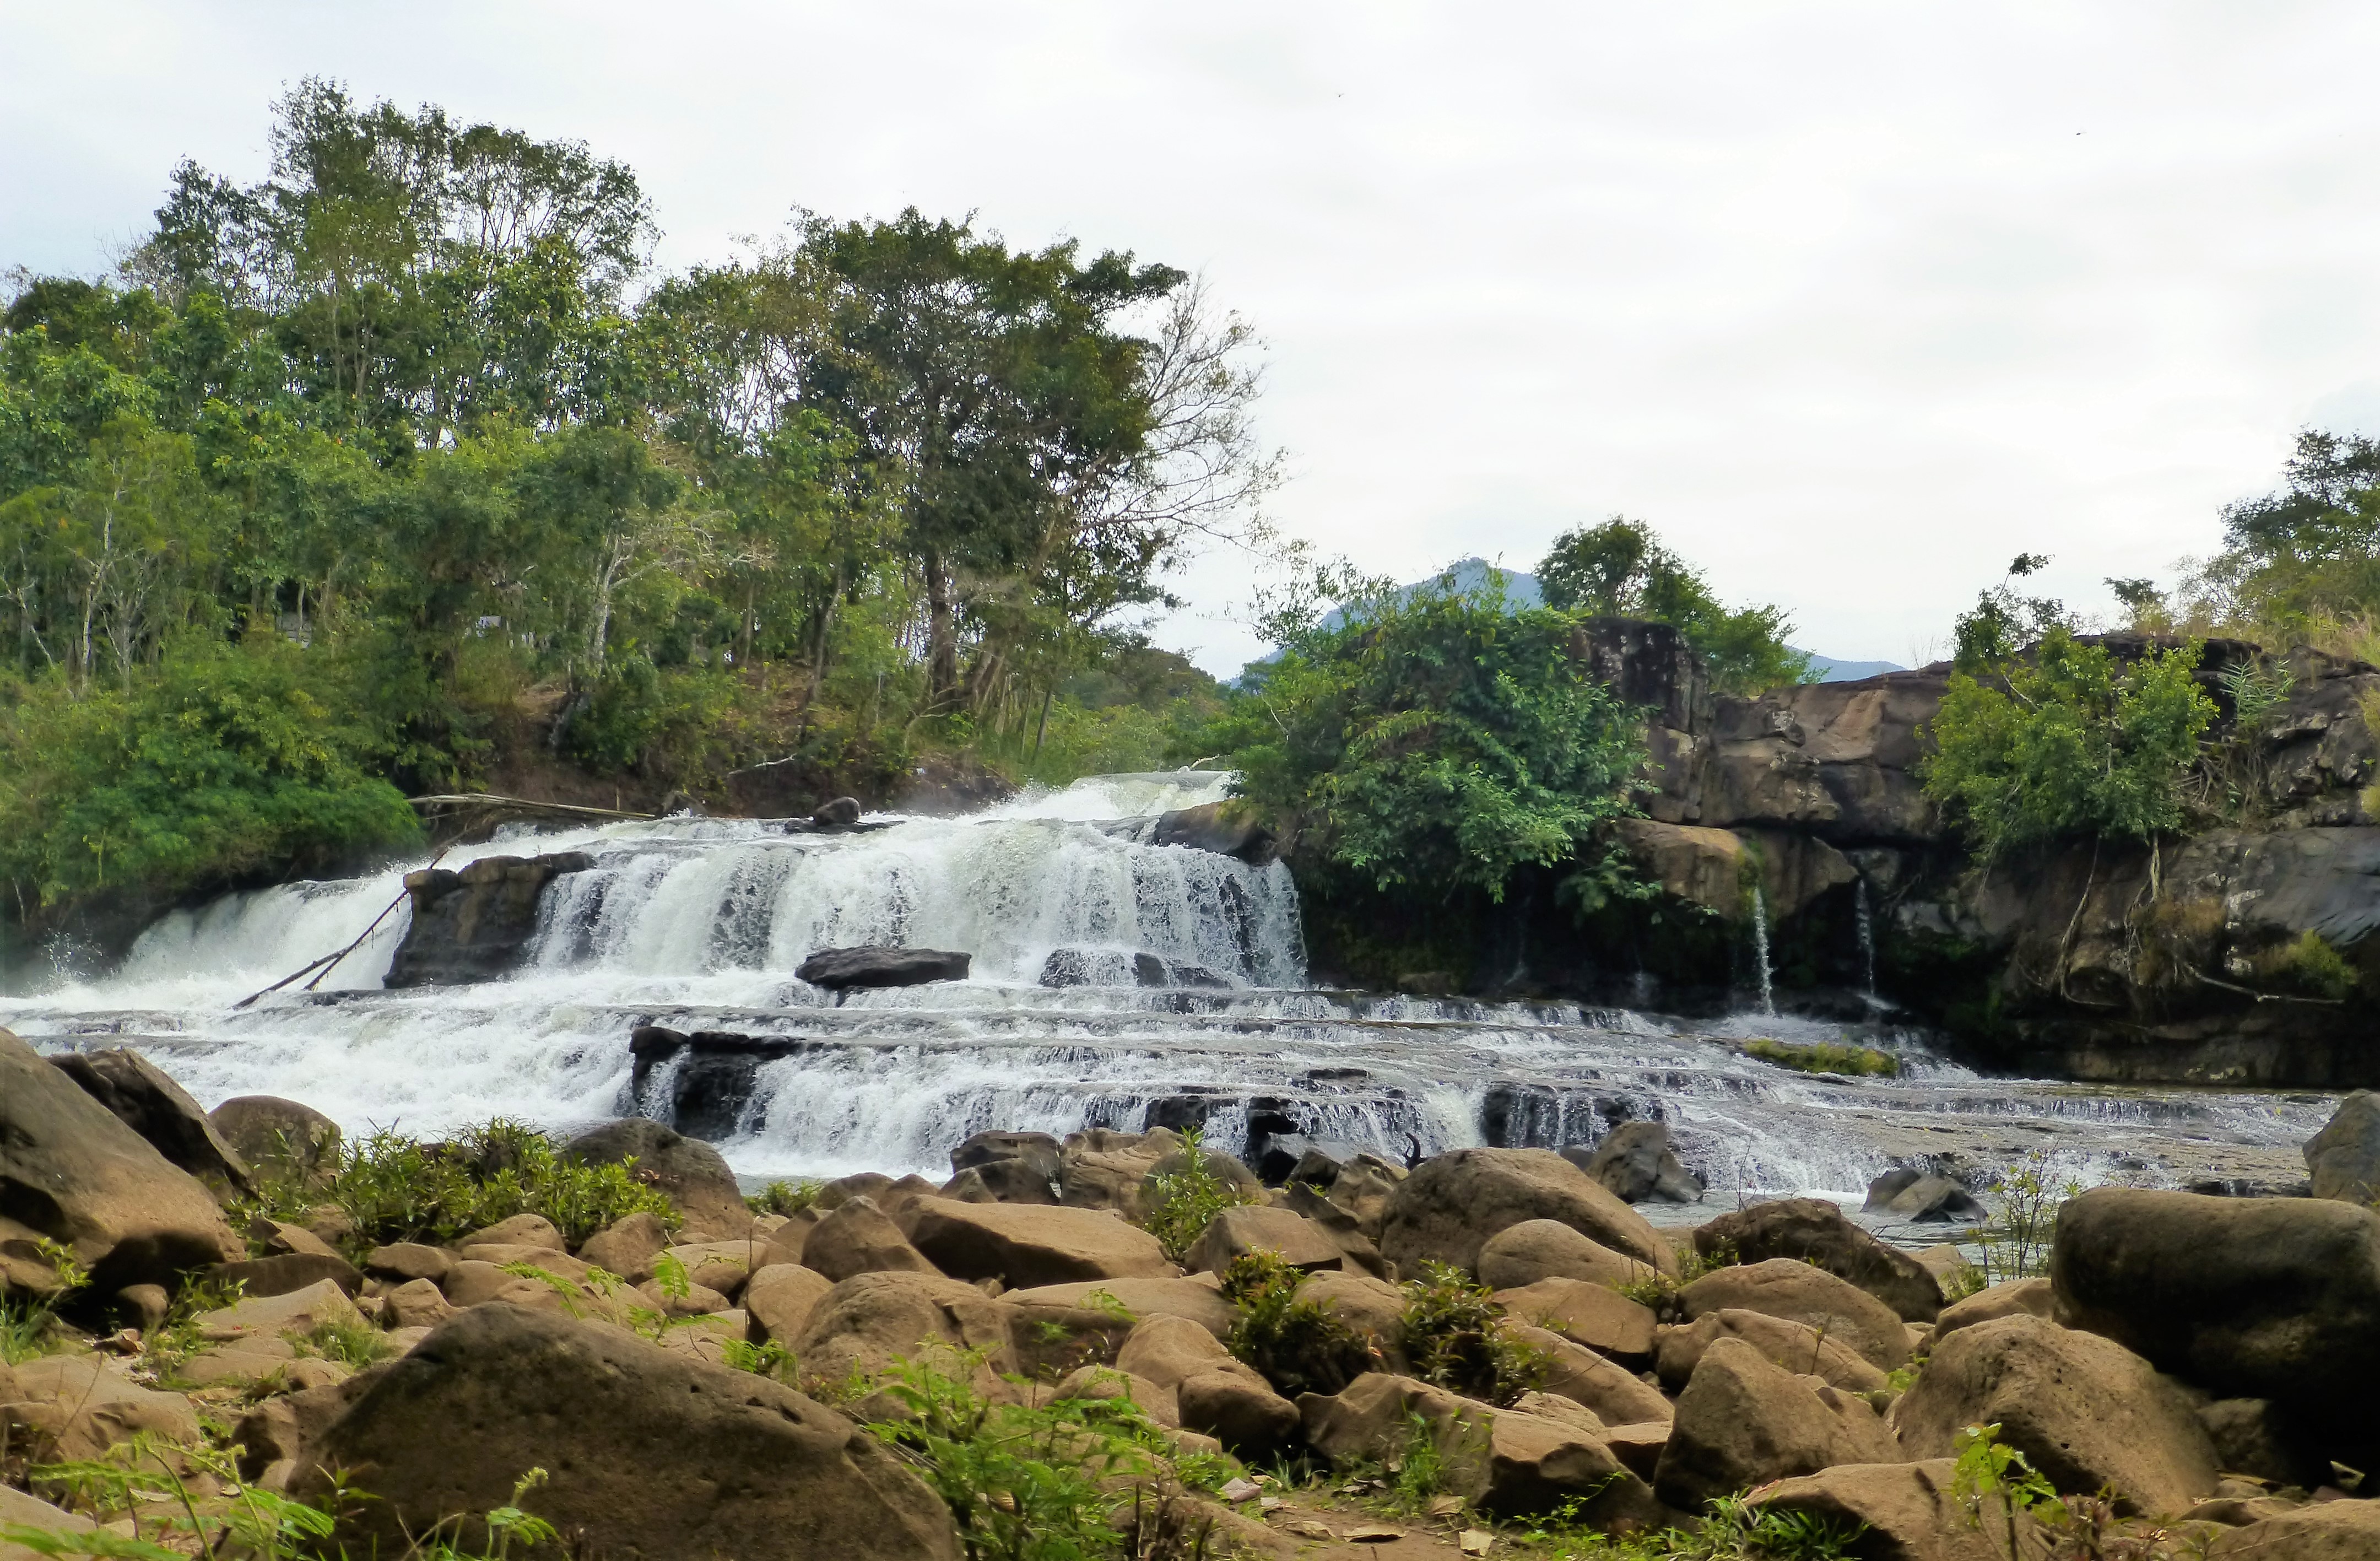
[1317,560,1903,683]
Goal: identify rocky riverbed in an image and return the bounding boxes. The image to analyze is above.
[8,1028,2380,1559]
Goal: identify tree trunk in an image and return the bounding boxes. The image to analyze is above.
[923,545,960,712]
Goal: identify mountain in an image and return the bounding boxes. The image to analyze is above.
[1318,560,1903,682]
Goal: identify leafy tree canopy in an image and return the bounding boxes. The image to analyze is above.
[1535,516,1811,693]
[2190,429,2380,630]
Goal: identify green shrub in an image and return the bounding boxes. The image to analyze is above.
[746,1179,824,1217]
[236,1117,678,1254]
[1740,1039,1900,1078]
[1139,1128,1256,1266]
[1922,627,2216,861]
[2252,928,2360,1000]
[1221,1250,1375,1400]
[1398,1260,1547,1407]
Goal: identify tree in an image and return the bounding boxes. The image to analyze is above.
[1952,553,2071,672]
[1535,516,1809,693]
[1922,628,2215,861]
[2189,429,2380,629]
[1211,580,1646,900]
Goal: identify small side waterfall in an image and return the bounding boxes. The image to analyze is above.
[1855,879,1878,998]
[1750,887,1776,1016]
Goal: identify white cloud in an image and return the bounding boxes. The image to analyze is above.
[7,0,2377,674]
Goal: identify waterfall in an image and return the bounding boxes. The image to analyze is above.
[1855,879,1878,999]
[1750,887,1776,1016]
[0,771,2340,1200]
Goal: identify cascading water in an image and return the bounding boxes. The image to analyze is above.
[1,771,2335,1203]
[1750,887,1776,1017]
[1854,879,1878,1000]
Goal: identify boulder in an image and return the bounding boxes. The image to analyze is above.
[1679,1257,1913,1370]
[301,1305,958,1559]
[660,1239,758,1300]
[953,1130,1065,1182]
[1502,1322,1674,1427]
[208,1095,340,1184]
[1653,1336,1901,1511]
[249,1217,342,1260]
[203,1276,370,1339]
[576,1210,673,1281]
[1564,1123,1704,1203]
[1932,1277,2056,1339]
[792,1271,1015,1391]
[211,1251,363,1299]
[1005,1292,1143,1379]
[1750,1457,2030,1561]
[1002,1277,1238,1337]
[1494,1278,1658,1365]
[2306,1090,2380,1204]
[905,1197,1174,1288]
[560,1119,747,1235]
[1056,1127,1181,1219]
[1150,800,1275,862]
[1051,1365,1181,1428]
[1656,1308,1889,1396]
[1,1486,99,1555]
[792,1196,939,1284]
[48,1047,253,1197]
[0,1027,239,1293]
[1692,1198,1944,1321]
[1294,1270,1410,1371]
[458,1212,566,1252]
[2207,1501,2380,1559]
[2198,1398,2322,1489]
[363,1242,450,1285]
[0,1355,201,1462]
[796,946,971,989]
[1863,1171,1987,1223]
[382,1278,456,1331]
[1185,1206,1344,1276]
[1380,1148,1674,1276]
[742,1263,835,1344]
[812,796,864,827]
[383,850,594,987]
[232,1367,390,1492]
[2049,1187,2380,1426]
[1893,1313,2218,1515]
[1478,1219,1656,1291]
[1299,1372,1666,1527]
[1115,1315,1299,1455]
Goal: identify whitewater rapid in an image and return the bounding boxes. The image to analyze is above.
[2,771,2335,1202]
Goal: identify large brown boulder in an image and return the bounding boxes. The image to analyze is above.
[301,1305,958,1559]
[2307,1092,2380,1204]
[0,1028,239,1294]
[904,1197,1173,1287]
[1000,1277,1237,1338]
[792,1271,1015,1391]
[2206,1499,2380,1558]
[1656,1308,1889,1396]
[1750,1457,2032,1561]
[1653,1336,1901,1511]
[1679,1257,1912,1370]
[1294,1270,1410,1371]
[1184,1206,1344,1275]
[1478,1219,1654,1290]
[1692,1198,1944,1321]
[1116,1315,1299,1455]
[560,1118,748,1235]
[1932,1277,2055,1339]
[209,1095,341,1184]
[1380,1149,1673,1276]
[744,1263,835,1344]
[2049,1187,2380,1427]
[1564,1122,1703,1204]
[1502,1322,1674,1427]
[1300,1372,1666,1527]
[1893,1313,2217,1516]
[1495,1277,1658,1365]
[48,1047,253,1198]
[0,1355,201,1462]
[803,1196,939,1283]
[1056,1127,1181,1219]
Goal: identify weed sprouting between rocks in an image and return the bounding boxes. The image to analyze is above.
[1399,1261,1549,1407]
[1140,1129,1257,1266]
[1220,1250,1374,1398]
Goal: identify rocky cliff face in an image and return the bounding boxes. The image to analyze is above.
[1600,636,2380,1085]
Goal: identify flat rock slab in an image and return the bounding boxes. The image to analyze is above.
[907,1196,1175,1287]
[797,946,971,989]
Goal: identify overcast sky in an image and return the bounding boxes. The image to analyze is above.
[9,2,2380,673]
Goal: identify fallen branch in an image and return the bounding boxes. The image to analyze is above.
[407,793,656,821]
[232,849,445,1009]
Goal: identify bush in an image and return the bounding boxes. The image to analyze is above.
[1139,1129,1256,1266]
[1220,1251,1374,1400]
[1205,581,1648,902]
[1537,517,1813,694]
[236,1118,679,1254]
[2251,928,2360,1000]
[1922,628,2216,861]
[1740,1039,1900,1078]
[1397,1261,1546,1407]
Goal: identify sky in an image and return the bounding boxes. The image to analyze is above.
[8,2,2380,675]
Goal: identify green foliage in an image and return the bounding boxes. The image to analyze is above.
[1537,517,1813,694]
[1220,1250,1375,1400]
[0,1237,89,1363]
[1951,1422,2060,1561]
[1614,1241,1737,1318]
[1740,1039,1900,1078]
[2193,430,2380,629]
[1975,1151,2078,1286]
[1208,577,1649,902]
[1398,1260,1546,1407]
[865,1348,1224,1561]
[1491,1490,1868,1559]
[1952,554,2072,672]
[1922,628,2217,860]
[746,1179,824,1217]
[720,1337,800,1384]
[236,1117,677,1253]
[1139,1128,1256,1266]
[2251,928,2360,1000]
[294,1314,393,1370]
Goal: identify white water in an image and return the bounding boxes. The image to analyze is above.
[2,771,2335,1202]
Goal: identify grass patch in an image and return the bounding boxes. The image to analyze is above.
[232,1117,679,1255]
[1741,1039,1900,1078]
[0,1238,86,1364]
[745,1179,824,1217]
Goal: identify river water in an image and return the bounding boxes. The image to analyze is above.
[0,772,2332,1206]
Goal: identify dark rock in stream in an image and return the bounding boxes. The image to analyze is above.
[1038,947,1233,989]
[796,945,970,990]
[383,851,594,987]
